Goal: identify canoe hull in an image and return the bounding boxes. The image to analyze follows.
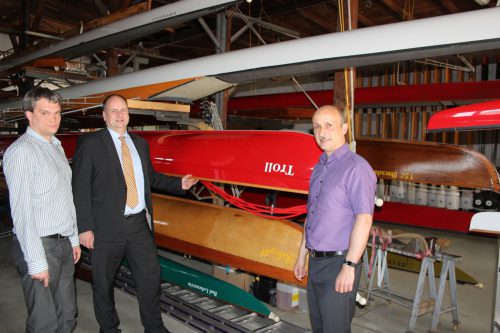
[152,193,306,286]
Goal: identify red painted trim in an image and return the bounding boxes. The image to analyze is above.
[225,80,500,111]
[374,201,474,233]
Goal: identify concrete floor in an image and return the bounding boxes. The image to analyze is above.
[0,221,497,333]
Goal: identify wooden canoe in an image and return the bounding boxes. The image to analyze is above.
[356,138,500,193]
[152,193,306,287]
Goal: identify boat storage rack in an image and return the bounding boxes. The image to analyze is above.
[115,265,310,333]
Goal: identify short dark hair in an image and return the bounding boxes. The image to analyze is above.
[22,87,62,112]
[102,94,128,109]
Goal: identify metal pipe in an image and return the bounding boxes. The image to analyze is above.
[198,18,221,51]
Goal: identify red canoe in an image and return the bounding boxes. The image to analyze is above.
[427,100,500,132]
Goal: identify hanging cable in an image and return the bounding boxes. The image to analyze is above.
[201,180,307,220]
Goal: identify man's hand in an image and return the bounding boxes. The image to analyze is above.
[181,174,199,190]
[31,270,49,288]
[73,245,81,264]
[293,255,307,281]
[335,265,355,293]
[79,231,94,249]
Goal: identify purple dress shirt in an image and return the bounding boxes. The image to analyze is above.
[305,143,377,251]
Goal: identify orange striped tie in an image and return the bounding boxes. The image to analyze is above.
[119,136,138,208]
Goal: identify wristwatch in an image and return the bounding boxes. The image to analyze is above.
[343,258,358,268]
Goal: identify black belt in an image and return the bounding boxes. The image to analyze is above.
[43,234,68,239]
[124,210,145,219]
[309,249,346,258]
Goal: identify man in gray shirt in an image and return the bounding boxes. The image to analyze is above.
[3,87,81,332]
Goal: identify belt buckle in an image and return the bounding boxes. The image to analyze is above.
[310,250,316,258]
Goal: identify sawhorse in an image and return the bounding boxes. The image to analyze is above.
[361,246,460,332]
[429,253,460,332]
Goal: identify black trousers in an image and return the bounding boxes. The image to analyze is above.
[12,236,76,333]
[90,212,165,333]
[307,255,361,333]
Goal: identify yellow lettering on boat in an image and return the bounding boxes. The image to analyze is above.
[260,247,294,265]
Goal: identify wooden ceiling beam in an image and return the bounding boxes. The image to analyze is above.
[0,0,21,10]
[357,12,375,27]
[328,1,373,28]
[38,15,78,33]
[43,0,98,22]
[0,22,68,37]
[31,0,46,31]
[62,2,148,37]
[379,0,405,20]
[299,8,337,32]
[114,0,132,11]
[266,16,313,38]
[440,0,461,13]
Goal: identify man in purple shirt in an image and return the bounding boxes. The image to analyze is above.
[294,105,376,332]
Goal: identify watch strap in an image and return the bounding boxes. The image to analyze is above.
[343,258,358,268]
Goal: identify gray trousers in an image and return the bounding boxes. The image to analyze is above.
[307,255,361,333]
[12,236,77,333]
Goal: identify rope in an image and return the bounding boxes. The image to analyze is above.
[367,227,432,277]
[201,181,307,219]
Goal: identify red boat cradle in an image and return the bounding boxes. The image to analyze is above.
[427,100,500,132]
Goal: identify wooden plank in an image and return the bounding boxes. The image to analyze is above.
[62,2,148,37]
[366,109,372,137]
[376,110,381,137]
[401,110,408,140]
[382,110,388,139]
[391,109,398,139]
[127,99,190,113]
[355,110,362,138]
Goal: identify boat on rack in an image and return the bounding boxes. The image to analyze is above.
[0,130,498,232]
[141,130,500,193]
[153,194,305,286]
[427,100,500,132]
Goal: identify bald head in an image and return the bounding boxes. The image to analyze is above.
[313,105,345,125]
[312,105,348,155]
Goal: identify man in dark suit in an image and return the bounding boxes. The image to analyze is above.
[72,94,197,333]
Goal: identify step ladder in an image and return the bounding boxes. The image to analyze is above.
[115,264,310,333]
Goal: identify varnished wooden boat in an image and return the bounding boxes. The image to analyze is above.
[152,193,306,287]
[356,138,500,192]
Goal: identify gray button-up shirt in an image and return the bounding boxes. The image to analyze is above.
[3,127,79,274]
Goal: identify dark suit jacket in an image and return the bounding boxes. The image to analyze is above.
[71,129,184,241]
